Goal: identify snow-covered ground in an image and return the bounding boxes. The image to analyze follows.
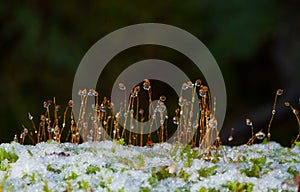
[0,141,299,191]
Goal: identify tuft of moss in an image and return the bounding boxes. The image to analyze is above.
[47,164,62,174]
[198,165,219,178]
[0,148,18,164]
[86,164,100,174]
[222,181,254,192]
[240,156,266,178]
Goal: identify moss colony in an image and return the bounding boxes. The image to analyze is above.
[1,80,300,191]
[0,140,300,191]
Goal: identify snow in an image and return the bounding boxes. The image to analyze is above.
[0,141,299,191]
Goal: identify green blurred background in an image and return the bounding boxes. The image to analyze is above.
[1,1,299,146]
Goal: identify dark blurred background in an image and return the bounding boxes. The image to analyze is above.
[1,1,299,146]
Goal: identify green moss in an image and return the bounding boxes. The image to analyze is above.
[148,176,157,186]
[293,141,300,149]
[0,172,9,191]
[43,181,51,192]
[78,179,89,190]
[64,172,78,180]
[100,181,106,188]
[155,167,173,181]
[222,181,254,192]
[0,148,18,163]
[178,170,189,182]
[86,164,100,174]
[197,187,220,192]
[21,172,36,185]
[47,164,62,174]
[114,138,125,146]
[287,166,299,175]
[240,156,267,178]
[135,154,145,169]
[27,149,33,157]
[140,186,151,192]
[107,176,113,184]
[198,165,218,178]
[111,145,116,153]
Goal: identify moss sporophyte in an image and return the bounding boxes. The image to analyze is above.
[2,80,299,191]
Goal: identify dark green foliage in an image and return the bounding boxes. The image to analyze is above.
[240,156,266,178]
[287,166,299,175]
[197,187,220,192]
[197,165,218,178]
[140,187,151,192]
[64,172,78,180]
[86,164,100,174]
[46,164,62,174]
[0,148,18,165]
[178,170,189,181]
[222,181,254,192]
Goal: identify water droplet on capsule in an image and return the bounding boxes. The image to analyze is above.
[293,109,299,115]
[78,89,87,96]
[228,136,234,142]
[100,105,106,112]
[173,116,179,125]
[130,90,138,98]
[255,131,265,140]
[134,86,140,93]
[199,89,205,97]
[195,79,202,87]
[143,79,151,91]
[187,81,194,88]
[245,118,252,126]
[43,101,49,108]
[160,95,166,102]
[276,89,283,96]
[118,83,126,91]
[28,113,33,120]
[40,115,46,121]
[178,98,186,107]
[181,83,188,90]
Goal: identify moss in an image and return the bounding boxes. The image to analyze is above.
[148,176,157,186]
[64,172,78,180]
[0,148,18,164]
[198,165,218,178]
[154,167,173,181]
[178,170,189,182]
[222,181,254,192]
[114,138,125,146]
[135,154,145,169]
[140,186,151,192]
[287,166,299,175]
[47,164,62,174]
[86,164,100,174]
[240,156,267,178]
[197,187,220,192]
[78,179,89,190]
[43,181,51,192]
[27,149,34,157]
[0,172,9,191]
